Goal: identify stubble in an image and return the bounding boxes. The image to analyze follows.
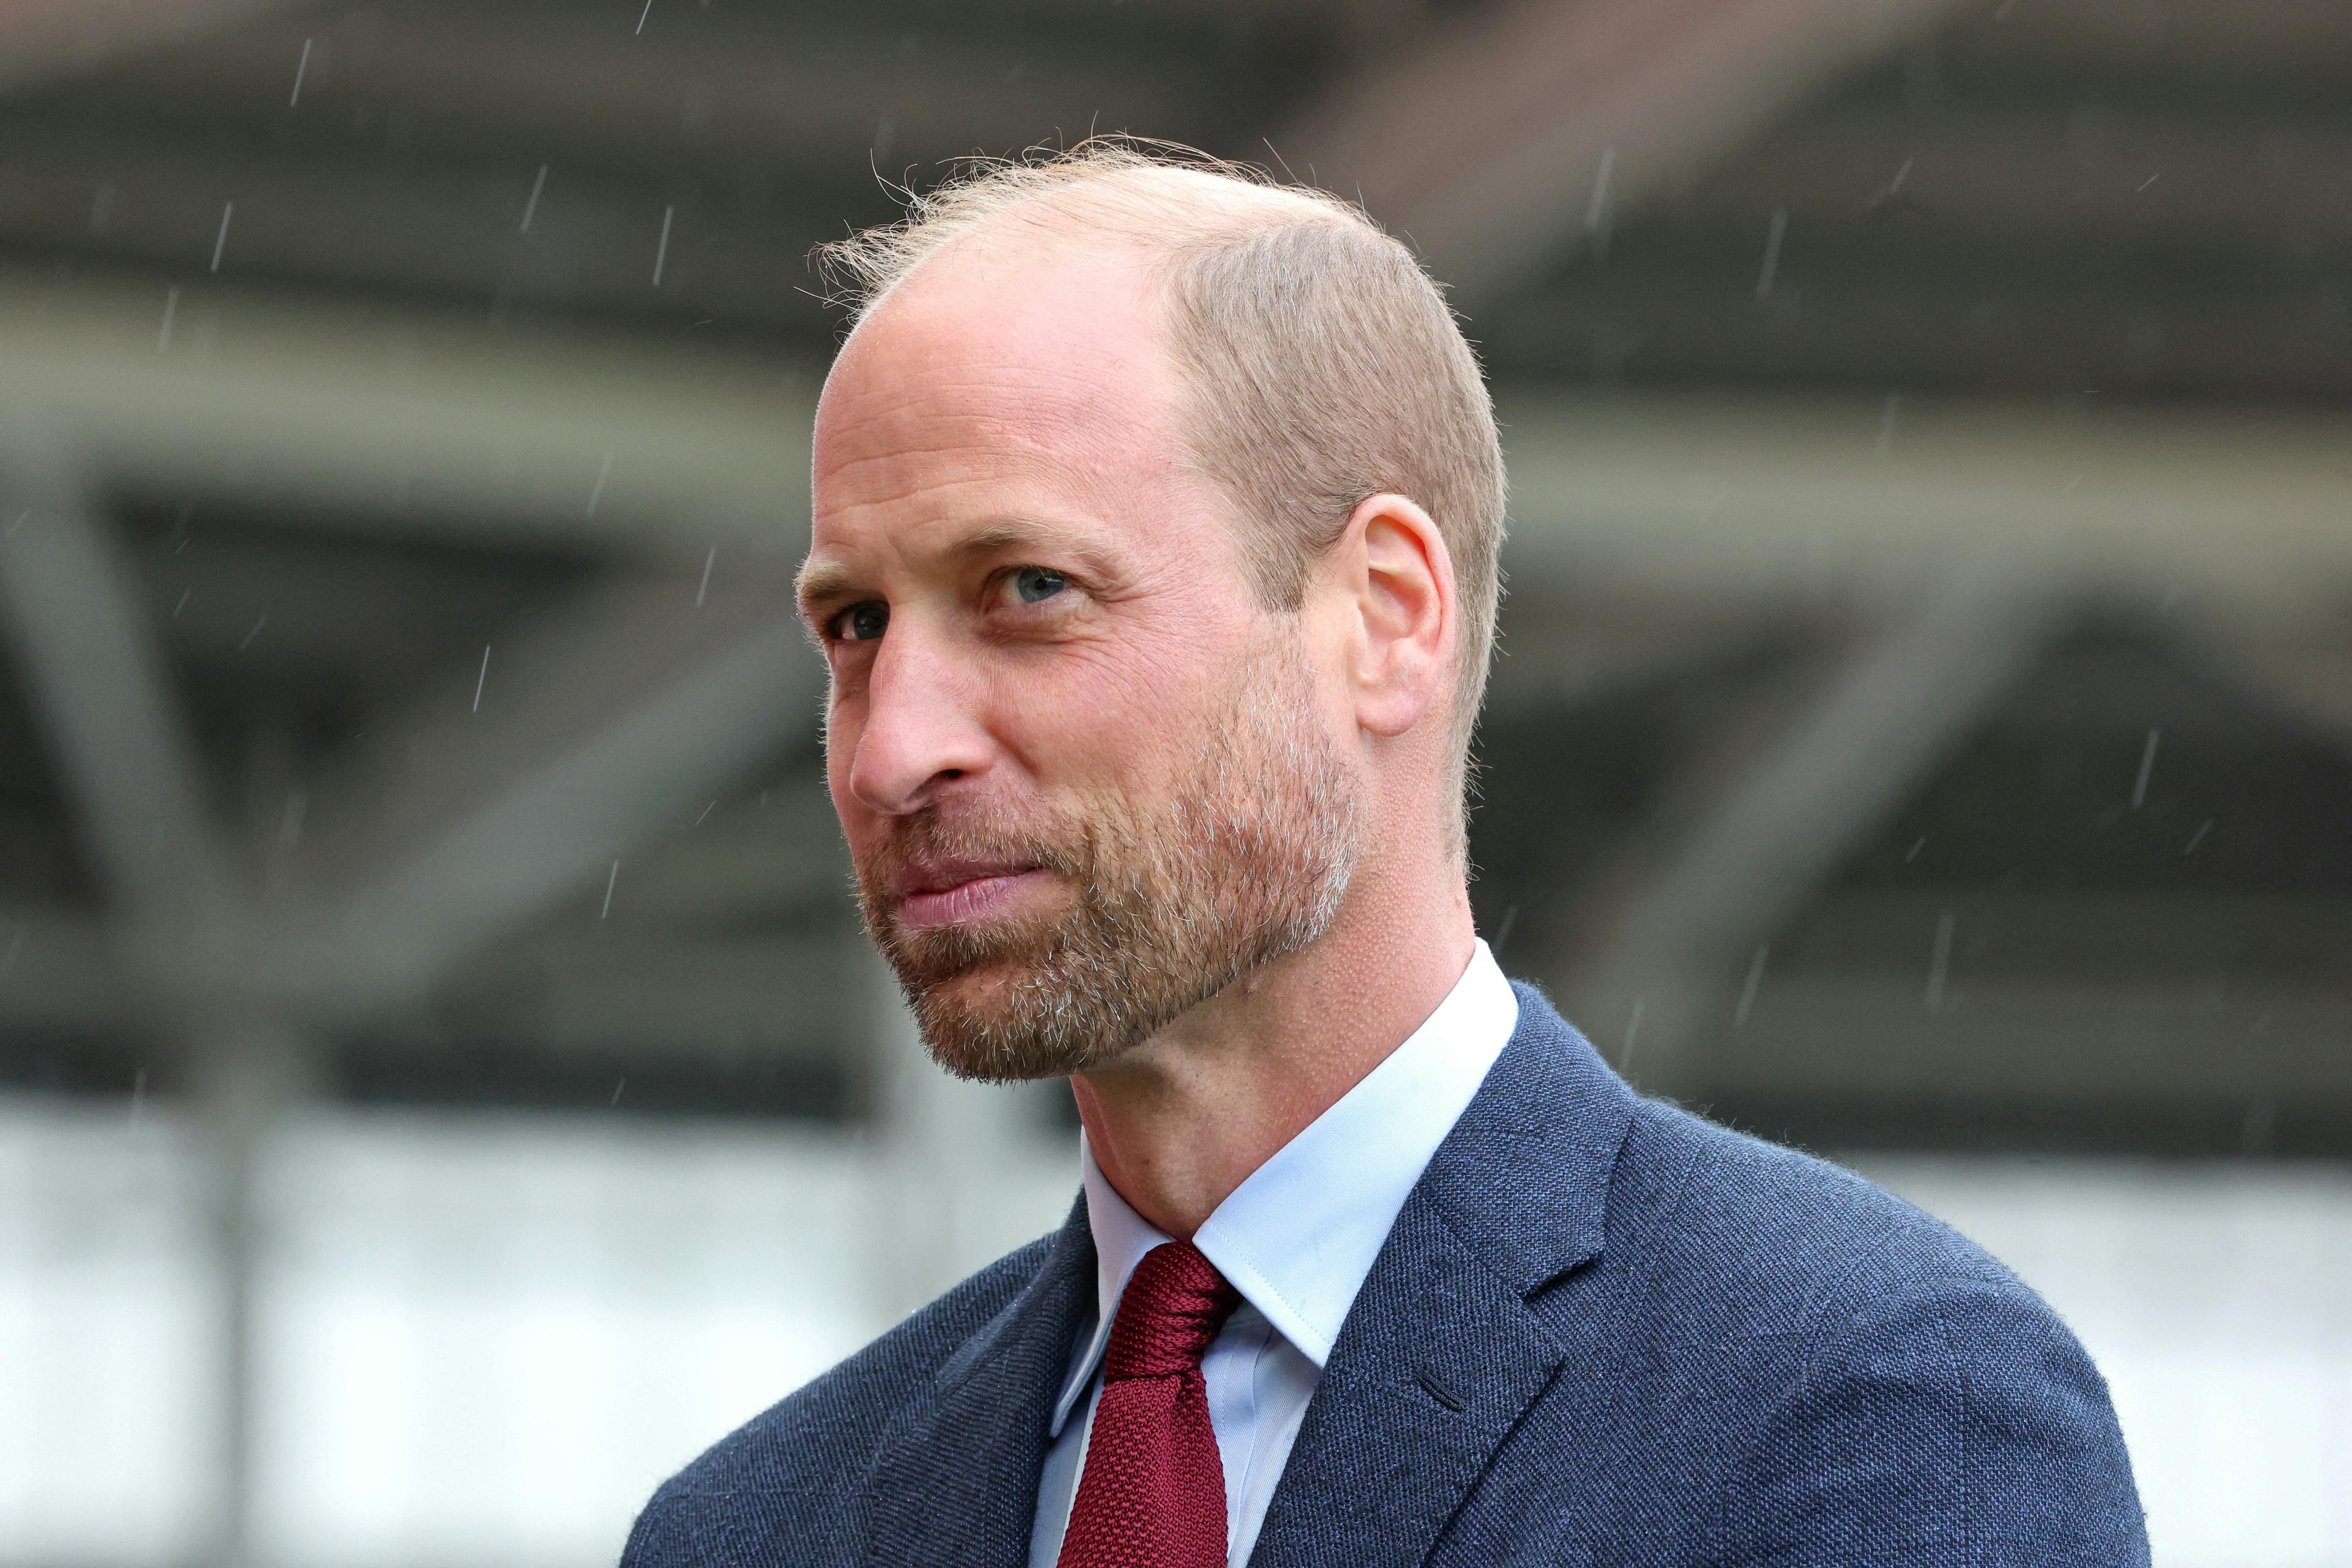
[854,637,1360,1081]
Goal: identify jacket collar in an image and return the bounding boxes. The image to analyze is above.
[1051,940,1521,1437]
[1244,984,1638,1568]
[1419,982,1634,1295]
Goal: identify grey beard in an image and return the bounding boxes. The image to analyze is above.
[859,650,1360,1082]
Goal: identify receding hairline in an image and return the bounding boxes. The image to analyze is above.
[833,161,1377,331]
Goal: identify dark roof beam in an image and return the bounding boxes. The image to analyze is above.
[1281,0,1974,312]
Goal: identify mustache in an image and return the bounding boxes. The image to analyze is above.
[854,804,1091,909]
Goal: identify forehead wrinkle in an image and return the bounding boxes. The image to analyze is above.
[821,382,1151,482]
[817,453,1029,517]
[816,407,1172,556]
[815,381,1127,515]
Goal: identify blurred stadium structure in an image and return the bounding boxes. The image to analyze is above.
[0,0,2348,1564]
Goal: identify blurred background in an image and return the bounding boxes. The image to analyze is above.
[0,0,2347,1563]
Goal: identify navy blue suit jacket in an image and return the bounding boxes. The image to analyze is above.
[624,984,2147,1566]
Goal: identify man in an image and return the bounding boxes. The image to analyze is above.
[624,145,2146,1568]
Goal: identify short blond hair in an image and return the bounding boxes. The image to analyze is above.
[818,141,1507,862]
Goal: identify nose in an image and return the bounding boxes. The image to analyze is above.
[841,621,995,816]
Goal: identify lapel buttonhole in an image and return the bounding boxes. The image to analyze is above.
[1415,1365,1469,1413]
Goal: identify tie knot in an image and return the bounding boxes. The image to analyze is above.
[1103,1242,1240,1382]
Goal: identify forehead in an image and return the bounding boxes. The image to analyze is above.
[811,241,1186,539]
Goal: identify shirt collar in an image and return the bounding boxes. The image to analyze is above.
[1049,941,1519,1434]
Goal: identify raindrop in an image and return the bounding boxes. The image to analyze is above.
[290,38,312,107]
[521,163,549,232]
[652,206,674,287]
[1582,146,1615,235]
[1864,157,1914,219]
[157,286,180,352]
[1755,208,1787,299]
[696,544,716,605]
[1734,944,1768,1029]
[2131,728,2159,809]
[1925,910,1954,1011]
[472,645,492,711]
[601,859,621,919]
[210,202,234,273]
[237,613,268,651]
[586,451,613,517]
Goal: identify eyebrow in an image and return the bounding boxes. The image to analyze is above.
[795,559,860,621]
[949,520,1064,563]
[796,517,1118,621]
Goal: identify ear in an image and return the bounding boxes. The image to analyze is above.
[1332,491,1456,740]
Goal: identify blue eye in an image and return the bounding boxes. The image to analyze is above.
[1012,567,1068,604]
[837,602,888,641]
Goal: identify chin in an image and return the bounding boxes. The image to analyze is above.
[915,957,1033,1013]
[894,946,1122,1082]
[883,929,1044,1011]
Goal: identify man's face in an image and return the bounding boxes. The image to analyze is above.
[803,242,1359,1080]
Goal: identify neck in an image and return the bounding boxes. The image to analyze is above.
[1069,859,1478,1239]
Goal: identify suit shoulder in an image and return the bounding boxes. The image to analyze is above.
[1608,1099,2038,1339]
[624,1232,1058,1565]
[1595,1103,2143,1558]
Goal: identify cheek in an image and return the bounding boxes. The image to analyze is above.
[990,635,1233,788]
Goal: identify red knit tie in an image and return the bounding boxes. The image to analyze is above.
[1056,1240,1242,1568]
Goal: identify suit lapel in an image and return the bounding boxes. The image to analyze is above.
[1246,987,1636,1568]
[859,1198,1096,1568]
[1242,1190,1564,1568]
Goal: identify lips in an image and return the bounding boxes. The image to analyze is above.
[891,857,1052,928]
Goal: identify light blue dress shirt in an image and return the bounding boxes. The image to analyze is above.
[1027,942,1520,1568]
